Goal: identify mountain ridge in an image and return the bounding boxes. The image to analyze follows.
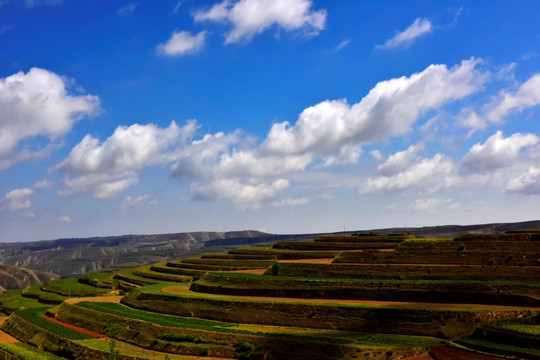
[1,220,539,278]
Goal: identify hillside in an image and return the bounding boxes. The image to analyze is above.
[0,225,538,359]
[1,220,540,277]
[0,264,59,292]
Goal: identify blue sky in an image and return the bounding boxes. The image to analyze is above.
[1,0,540,242]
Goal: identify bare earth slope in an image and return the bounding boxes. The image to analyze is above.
[0,264,59,291]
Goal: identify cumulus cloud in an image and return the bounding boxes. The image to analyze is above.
[0,187,35,211]
[120,194,157,210]
[506,167,540,195]
[57,121,194,198]
[32,179,53,189]
[157,30,207,56]
[0,68,99,170]
[409,198,459,212]
[377,145,423,176]
[56,215,71,223]
[377,18,432,49]
[462,131,539,173]
[359,154,455,194]
[170,131,242,179]
[262,58,487,158]
[270,197,309,207]
[216,151,313,178]
[486,73,540,123]
[167,59,486,207]
[192,178,290,209]
[193,0,326,44]
[51,58,490,209]
[459,73,540,130]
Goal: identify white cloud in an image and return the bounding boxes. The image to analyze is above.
[56,215,71,223]
[170,131,242,179]
[370,150,384,161]
[32,179,53,189]
[193,0,326,44]
[57,121,193,198]
[377,145,422,176]
[120,194,157,210]
[486,73,540,124]
[359,154,455,194]
[506,167,540,195]
[322,145,362,167]
[0,68,99,170]
[193,178,290,209]
[0,187,35,211]
[216,151,313,178]
[117,3,137,16]
[262,58,487,158]
[24,0,62,8]
[462,131,539,173]
[409,198,459,212]
[377,18,432,49]
[157,30,207,56]
[270,197,309,207]
[334,40,350,52]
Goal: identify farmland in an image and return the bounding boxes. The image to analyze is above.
[0,229,539,359]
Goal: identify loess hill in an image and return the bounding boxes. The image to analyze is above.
[0,227,539,359]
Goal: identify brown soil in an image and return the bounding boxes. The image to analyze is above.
[280,258,334,264]
[229,269,267,274]
[42,314,107,338]
[162,285,540,311]
[0,316,19,343]
[65,295,123,305]
[405,354,434,360]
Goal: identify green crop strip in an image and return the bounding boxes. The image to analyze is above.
[205,272,540,286]
[76,302,351,344]
[0,342,66,360]
[16,307,93,340]
[41,278,109,297]
[458,336,540,356]
[486,318,540,336]
[0,289,43,312]
[136,284,526,312]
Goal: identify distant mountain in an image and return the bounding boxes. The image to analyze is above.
[0,230,274,277]
[1,220,539,278]
[0,264,59,292]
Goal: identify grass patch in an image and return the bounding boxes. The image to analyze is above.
[134,284,508,312]
[41,278,108,297]
[15,307,93,340]
[458,336,540,356]
[0,289,44,313]
[76,301,351,344]
[80,272,112,282]
[486,318,540,336]
[0,342,66,360]
[401,238,453,243]
[353,333,443,349]
[205,271,540,286]
[74,339,203,359]
[77,301,234,331]
[22,285,67,303]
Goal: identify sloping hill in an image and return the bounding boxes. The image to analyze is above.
[0,231,271,277]
[0,264,59,292]
[1,220,540,278]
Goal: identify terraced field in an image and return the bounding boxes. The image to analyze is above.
[0,231,539,359]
